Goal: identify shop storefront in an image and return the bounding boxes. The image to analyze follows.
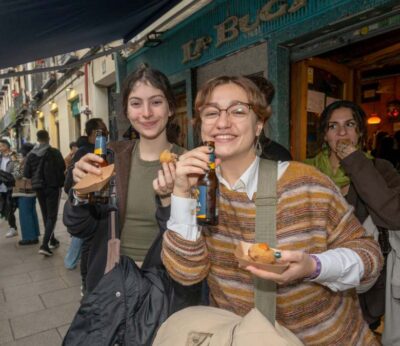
[121,0,400,157]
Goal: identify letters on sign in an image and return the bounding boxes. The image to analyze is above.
[182,0,306,63]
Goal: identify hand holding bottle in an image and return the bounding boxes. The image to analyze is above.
[72,153,104,183]
[173,145,214,198]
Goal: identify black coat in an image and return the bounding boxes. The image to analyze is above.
[260,138,292,161]
[63,254,203,346]
[63,182,204,345]
[24,147,65,189]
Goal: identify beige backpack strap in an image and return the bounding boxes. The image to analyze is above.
[254,159,278,324]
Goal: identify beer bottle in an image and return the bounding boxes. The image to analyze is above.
[88,129,109,204]
[196,141,218,225]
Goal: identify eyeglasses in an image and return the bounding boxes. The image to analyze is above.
[327,120,357,132]
[199,102,252,124]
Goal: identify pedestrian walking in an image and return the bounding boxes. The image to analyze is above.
[24,130,65,256]
[64,141,78,173]
[0,139,18,238]
[12,142,40,245]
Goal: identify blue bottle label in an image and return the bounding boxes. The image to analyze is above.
[209,152,215,169]
[94,136,106,156]
[196,186,207,219]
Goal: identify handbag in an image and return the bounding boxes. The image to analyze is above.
[153,159,303,345]
[63,156,204,346]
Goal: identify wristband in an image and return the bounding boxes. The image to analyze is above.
[305,254,321,280]
[72,190,89,206]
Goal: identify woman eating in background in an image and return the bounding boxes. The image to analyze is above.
[305,100,400,343]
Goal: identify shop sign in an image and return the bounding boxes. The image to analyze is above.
[182,0,306,63]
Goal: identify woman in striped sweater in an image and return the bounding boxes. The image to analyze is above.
[161,76,383,345]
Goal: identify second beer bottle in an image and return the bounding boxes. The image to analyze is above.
[196,141,218,225]
[88,129,109,204]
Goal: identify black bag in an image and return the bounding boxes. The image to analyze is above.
[63,175,204,346]
[63,256,202,346]
[0,170,15,187]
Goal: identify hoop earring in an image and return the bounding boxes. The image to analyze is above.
[256,136,262,156]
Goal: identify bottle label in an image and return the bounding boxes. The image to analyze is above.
[196,186,207,219]
[209,152,215,170]
[94,136,106,156]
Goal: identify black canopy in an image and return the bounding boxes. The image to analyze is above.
[0,0,181,70]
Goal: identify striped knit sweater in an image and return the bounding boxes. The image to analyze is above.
[162,162,382,345]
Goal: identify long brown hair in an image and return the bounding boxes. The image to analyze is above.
[121,65,179,143]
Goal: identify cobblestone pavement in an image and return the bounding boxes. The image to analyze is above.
[0,195,81,345]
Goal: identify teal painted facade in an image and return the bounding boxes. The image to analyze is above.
[123,0,400,148]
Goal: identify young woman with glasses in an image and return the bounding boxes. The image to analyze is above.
[160,77,382,345]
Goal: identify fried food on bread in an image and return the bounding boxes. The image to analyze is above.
[337,139,352,146]
[248,242,275,264]
[159,150,178,164]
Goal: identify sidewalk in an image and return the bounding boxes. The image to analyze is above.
[0,196,81,345]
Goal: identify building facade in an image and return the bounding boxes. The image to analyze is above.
[120,0,400,159]
[0,50,117,156]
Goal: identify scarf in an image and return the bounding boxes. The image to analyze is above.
[304,148,373,188]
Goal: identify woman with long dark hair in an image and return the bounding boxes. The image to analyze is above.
[64,65,185,293]
[305,100,400,342]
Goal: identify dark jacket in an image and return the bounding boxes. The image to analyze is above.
[63,140,190,291]
[0,153,17,190]
[24,144,65,189]
[64,143,95,194]
[63,250,202,346]
[341,150,400,229]
[260,138,292,161]
[63,140,135,292]
[63,140,203,345]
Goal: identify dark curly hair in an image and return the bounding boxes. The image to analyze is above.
[319,100,367,148]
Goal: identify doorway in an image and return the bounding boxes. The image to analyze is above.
[290,28,400,160]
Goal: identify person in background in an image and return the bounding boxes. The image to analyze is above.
[64,119,108,194]
[63,66,186,294]
[161,76,382,345]
[76,135,89,149]
[371,131,389,158]
[0,139,18,238]
[12,143,40,245]
[304,100,400,336]
[24,130,65,256]
[247,75,292,161]
[64,141,78,173]
[375,134,398,168]
[63,118,108,294]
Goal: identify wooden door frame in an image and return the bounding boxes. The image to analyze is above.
[290,57,354,160]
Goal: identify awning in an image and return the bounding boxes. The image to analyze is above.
[0,0,181,70]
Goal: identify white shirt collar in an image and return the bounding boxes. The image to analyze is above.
[216,157,289,200]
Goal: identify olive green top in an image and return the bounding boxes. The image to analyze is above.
[120,142,184,261]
